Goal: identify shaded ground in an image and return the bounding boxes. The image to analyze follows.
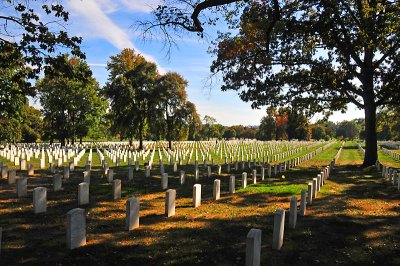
[0,142,399,265]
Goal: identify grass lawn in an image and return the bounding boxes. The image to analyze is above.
[0,143,399,265]
[336,141,364,166]
[378,150,400,168]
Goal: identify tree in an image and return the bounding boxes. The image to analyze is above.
[203,115,217,140]
[104,48,158,149]
[324,121,338,139]
[241,127,257,139]
[146,0,400,166]
[37,55,105,146]
[275,109,288,140]
[223,127,236,139]
[213,124,226,139]
[230,125,246,139]
[186,101,203,140]
[87,114,112,141]
[310,125,327,141]
[377,107,400,140]
[257,115,276,141]
[336,121,360,140]
[155,72,190,149]
[21,103,43,142]
[0,43,33,122]
[1,1,83,81]
[0,118,22,143]
[286,107,309,140]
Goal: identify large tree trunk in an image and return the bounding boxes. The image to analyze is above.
[361,50,378,167]
[60,138,65,147]
[363,97,378,166]
[138,121,144,150]
[139,137,143,150]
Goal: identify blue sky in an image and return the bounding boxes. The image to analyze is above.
[37,0,364,125]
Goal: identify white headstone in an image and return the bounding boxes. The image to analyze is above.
[112,179,121,200]
[245,228,262,266]
[213,179,221,200]
[165,189,176,217]
[272,209,285,250]
[28,164,34,176]
[20,159,26,170]
[307,182,313,205]
[17,177,27,197]
[126,197,140,230]
[78,182,89,205]
[33,187,47,214]
[8,170,16,184]
[83,171,90,184]
[289,196,297,229]
[179,170,185,185]
[54,174,63,191]
[229,176,235,194]
[66,208,86,249]
[300,189,306,216]
[242,172,247,188]
[107,169,114,183]
[161,173,168,190]
[64,167,70,179]
[193,184,201,208]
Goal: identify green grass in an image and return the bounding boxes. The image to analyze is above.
[336,141,364,165]
[378,150,400,168]
[240,182,307,195]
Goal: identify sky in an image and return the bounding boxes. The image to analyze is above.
[32,0,364,125]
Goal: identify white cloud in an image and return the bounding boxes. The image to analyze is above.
[120,0,162,13]
[68,0,134,50]
[67,0,166,74]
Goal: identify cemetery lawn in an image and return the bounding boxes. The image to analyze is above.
[1,144,399,265]
[378,150,400,168]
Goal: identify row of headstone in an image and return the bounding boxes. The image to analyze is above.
[381,148,400,161]
[334,142,345,164]
[355,142,365,154]
[378,161,400,190]
[245,148,339,265]
[95,140,331,171]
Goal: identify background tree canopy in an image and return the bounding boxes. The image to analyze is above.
[37,55,106,146]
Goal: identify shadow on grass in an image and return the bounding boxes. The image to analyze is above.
[1,165,399,265]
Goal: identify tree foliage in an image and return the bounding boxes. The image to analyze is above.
[37,55,105,146]
[0,100,43,143]
[21,103,43,142]
[155,72,190,149]
[104,48,158,148]
[257,107,309,141]
[186,101,203,140]
[336,120,360,140]
[377,106,400,140]
[0,0,84,81]
[0,43,32,121]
